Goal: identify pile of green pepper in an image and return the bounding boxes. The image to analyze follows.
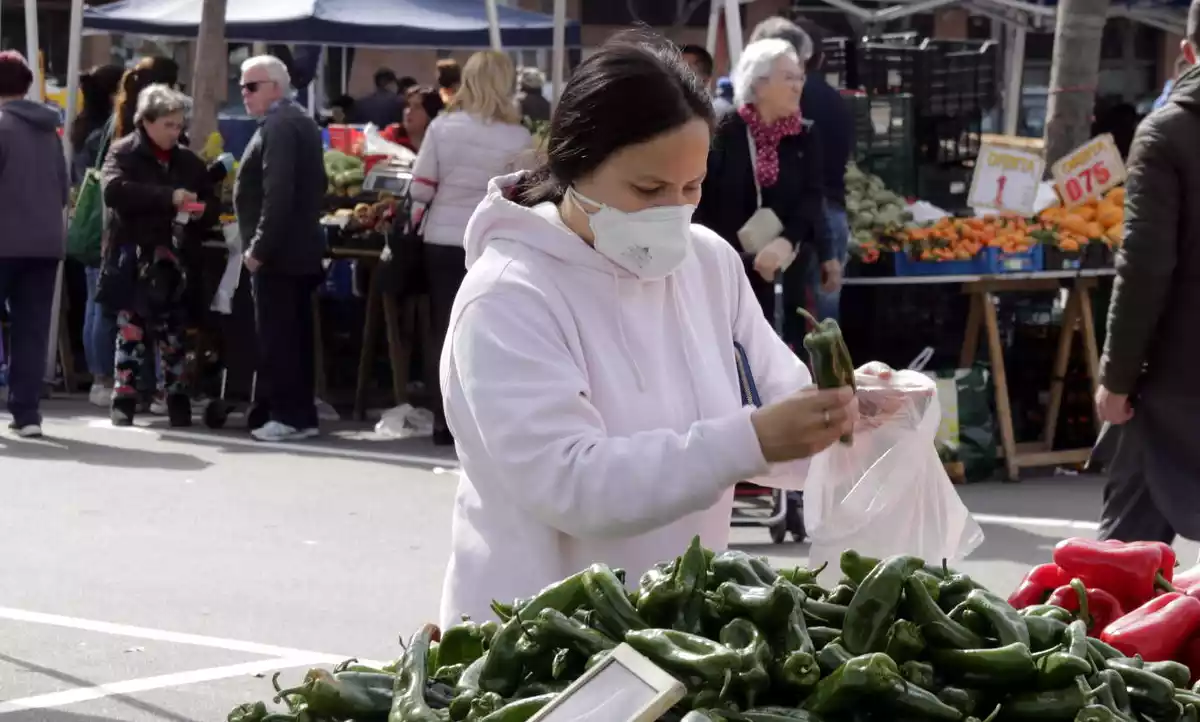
[227,538,1200,722]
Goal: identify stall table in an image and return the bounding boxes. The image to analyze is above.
[845,269,1115,481]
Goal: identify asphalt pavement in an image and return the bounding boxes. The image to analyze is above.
[0,399,1192,721]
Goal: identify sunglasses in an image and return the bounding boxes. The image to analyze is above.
[241,80,272,93]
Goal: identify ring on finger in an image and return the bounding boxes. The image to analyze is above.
[824,410,832,428]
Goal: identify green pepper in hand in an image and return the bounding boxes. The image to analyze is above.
[797,307,856,445]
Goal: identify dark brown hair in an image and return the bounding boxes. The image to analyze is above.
[406,85,445,121]
[436,59,462,90]
[114,56,180,138]
[0,51,33,98]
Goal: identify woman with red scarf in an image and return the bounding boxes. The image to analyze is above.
[695,37,835,349]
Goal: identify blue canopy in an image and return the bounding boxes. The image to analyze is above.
[83,0,581,48]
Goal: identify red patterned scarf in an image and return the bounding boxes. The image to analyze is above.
[738,104,803,189]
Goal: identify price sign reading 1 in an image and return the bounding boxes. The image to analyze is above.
[1051,133,1127,208]
[968,143,1045,216]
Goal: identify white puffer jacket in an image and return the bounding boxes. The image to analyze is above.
[410,112,534,248]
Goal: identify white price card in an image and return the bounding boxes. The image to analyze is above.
[968,144,1046,216]
[529,643,685,722]
[1051,133,1127,208]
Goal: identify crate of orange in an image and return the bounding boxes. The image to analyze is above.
[1039,187,1122,270]
[893,214,1041,276]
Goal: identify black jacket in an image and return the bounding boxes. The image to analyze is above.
[801,76,854,208]
[352,90,402,128]
[101,128,217,254]
[696,111,832,263]
[234,101,327,276]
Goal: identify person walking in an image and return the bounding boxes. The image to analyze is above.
[235,55,327,442]
[99,85,217,427]
[1095,0,1200,544]
[411,50,533,447]
[694,37,834,350]
[0,51,71,438]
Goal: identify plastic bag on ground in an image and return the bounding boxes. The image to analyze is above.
[804,369,985,572]
[374,403,433,439]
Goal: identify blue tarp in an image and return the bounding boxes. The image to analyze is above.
[83,0,581,48]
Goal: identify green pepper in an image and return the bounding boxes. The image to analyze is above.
[1103,660,1180,720]
[708,580,796,633]
[1087,638,1124,663]
[333,657,392,675]
[582,564,647,636]
[1037,620,1093,690]
[1092,669,1134,720]
[1025,615,1070,652]
[1022,605,1075,623]
[528,608,616,658]
[549,648,582,681]
[798,583,829,601]
[228,702,279,722]
[712,550,779,588]
[839,550,879,585]
[901,575,985,650]
[803,652,900,716]
[456,657,486,692]
[434,664,467,687]
[777,562,828,587]
[842,555,925,654]
[999,677,1097,721]
[939,686,983,716]
[720,619,773,708]
[964,588,1031,648]
[879,672,965,721]
[625,628,740,687]
[774,582,815,656]
[826,584,856,607]
[726,709,828,721]
[900,660,936,691]
[1074,705,1120,722]
[952,605,993,638]
[1108,658,1191,690]
[938,561,985,610]
[775,649,821,692]
[514,681,569,699]
[465,691,504,721]
[929,643,1038,688]
[800,598,848,627]
[671,535,711,635]
[387,624,445,722]
[883,619,925,663]
[440,617,489,668]
[635,567,682,629]
[478,571,585,696]
[797,307,856,444]
[816,640,853,676]
[273,668,394,720]
[478,621,500,649]
[808,626,840,650]
[449,690,479,721]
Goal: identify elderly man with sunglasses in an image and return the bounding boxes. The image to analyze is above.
[233,55,327,442]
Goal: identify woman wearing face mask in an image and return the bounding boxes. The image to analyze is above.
[438,35,907,629]
[695,37,837,349]
[99,84,217,427]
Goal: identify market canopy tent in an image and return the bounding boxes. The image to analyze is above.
[82,0,581,47]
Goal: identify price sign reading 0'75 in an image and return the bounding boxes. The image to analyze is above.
[1051,133,1127,208]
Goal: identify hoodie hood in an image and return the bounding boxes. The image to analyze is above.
[1,99,61,132]
[463,172,652,280]
[1169,63,1200,112]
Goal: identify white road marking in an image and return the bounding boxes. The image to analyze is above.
[0,656,324,714]
[0,607,343,660]
[972,513,1100,531]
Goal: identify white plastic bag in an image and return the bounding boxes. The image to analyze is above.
[363,123,417,166]
[374,403,434,439]
[210,222,243,315]
[804,369,984,572]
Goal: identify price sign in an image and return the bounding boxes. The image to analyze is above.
[529,644,684,722]
[968,143,1045,216]
[1051,133,1127,208]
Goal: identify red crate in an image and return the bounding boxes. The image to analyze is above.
[327,124,364,154]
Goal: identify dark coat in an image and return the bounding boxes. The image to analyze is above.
[696,110,832,346]
[0,100,69,260]
[99,128,217,315]
[1099,64,1200,536]
[801,75,854,208]
[234,101,327,276]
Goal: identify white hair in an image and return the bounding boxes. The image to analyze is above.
[731,38,801,107]
[241,54,292,89]
[134,83,191,125]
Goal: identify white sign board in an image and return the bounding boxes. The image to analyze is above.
[968,143,1046,216]
[1051,133,1127,208]
[529,644,685,722]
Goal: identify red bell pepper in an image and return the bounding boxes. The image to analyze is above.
[1127,541,1176,584]
[1046,578,1125,636]
[1053,538,1175,611]
[1100,592,1200,661]
[1008,563,1073,609]
[1175,563,1200,593]
[1181,637,1200,684]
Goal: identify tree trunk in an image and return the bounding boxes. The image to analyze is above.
[189,0,228,152]
[1042,0,1109,167]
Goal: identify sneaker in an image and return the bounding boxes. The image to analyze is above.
[149,393,168,416]
[8,422,43,438]
[251,421,319,442]
[88,383,111,407]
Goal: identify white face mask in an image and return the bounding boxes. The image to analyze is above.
[568,187,695,280]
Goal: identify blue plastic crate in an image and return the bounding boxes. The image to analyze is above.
[894,251,990,277]
[321,259,356,299]
[983,244,1043,274]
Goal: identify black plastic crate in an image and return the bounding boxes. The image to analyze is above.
[862,150,917,198]
[915,113,984,164]
[848,93,914,158]
[820,36,853,90]
[859,42,925,97]
[917,163,974,215]
[923,40,999,117]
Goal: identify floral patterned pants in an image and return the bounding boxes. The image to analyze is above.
[113,309,185,399]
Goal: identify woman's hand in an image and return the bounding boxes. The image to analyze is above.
[753,237,794,282]
[820,259,843,293]
[853,362,934,431]
[751,386,858,463]
[172,189,197,208]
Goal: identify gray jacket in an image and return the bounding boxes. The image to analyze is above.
[0,100,68,259]
[234,101,327,275]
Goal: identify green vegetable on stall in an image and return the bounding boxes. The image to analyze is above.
[388,624,446,722]
[1036,620,1093,689]
[624,628,740,687]
[842,555,925,654]
[720,618,774,707]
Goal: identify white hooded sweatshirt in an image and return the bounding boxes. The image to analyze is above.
[438,174,813,629]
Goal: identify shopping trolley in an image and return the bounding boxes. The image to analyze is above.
[729,270,806,544]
